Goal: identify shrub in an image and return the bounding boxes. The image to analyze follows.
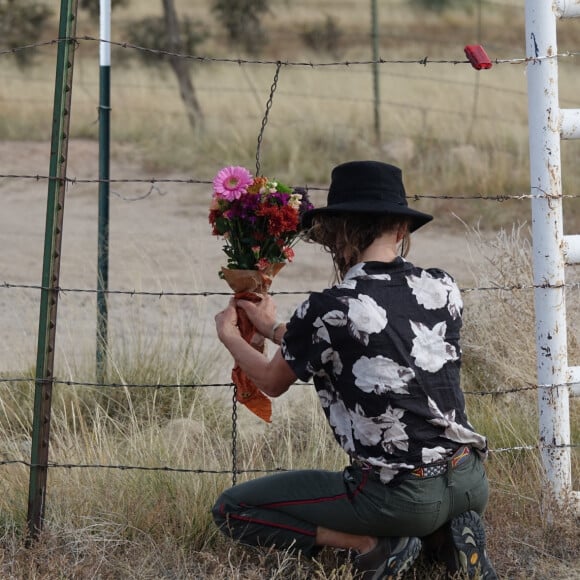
[0,0,52,67]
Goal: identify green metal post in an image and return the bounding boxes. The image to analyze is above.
[27,0,77,540]
[96,65,110,384]
[371,0,381,143]
[96,0,111,384]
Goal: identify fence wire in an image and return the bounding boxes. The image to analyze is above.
[0,10,578,514]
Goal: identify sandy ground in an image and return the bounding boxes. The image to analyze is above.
[0,139,482,379]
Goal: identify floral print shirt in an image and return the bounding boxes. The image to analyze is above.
[281,259,488,485]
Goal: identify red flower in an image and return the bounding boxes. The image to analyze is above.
[209,166,312,272]
[283,247,295,262]
[257,204,299,237]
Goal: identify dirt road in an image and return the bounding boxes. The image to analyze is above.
[0,139,481,375]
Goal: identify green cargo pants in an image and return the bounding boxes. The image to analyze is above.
[212,450,489,556]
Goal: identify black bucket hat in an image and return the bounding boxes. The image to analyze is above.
[301,160,433,233]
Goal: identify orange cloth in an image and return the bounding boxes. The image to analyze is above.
[231,291,272,423]
[221,265,284,423]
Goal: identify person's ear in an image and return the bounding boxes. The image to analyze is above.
[396,224,407,243]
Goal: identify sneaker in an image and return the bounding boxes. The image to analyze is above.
[353,536,422,580]
[448,511,498,579]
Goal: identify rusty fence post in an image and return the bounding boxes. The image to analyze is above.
[27,0,78,540]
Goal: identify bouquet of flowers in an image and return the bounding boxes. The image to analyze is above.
[209,165,312,277]
[209,166,312,422]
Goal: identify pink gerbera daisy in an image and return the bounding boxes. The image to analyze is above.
[213,166,253,201]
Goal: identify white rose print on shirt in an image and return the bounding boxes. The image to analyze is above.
[410,320,458,373]
[352,355,415,394]
[351,403,383,447]
[324,394,355,453]
[379,405,410,454]
[427,397,488,448]
[313,317,331,343]
[352,403,409,454]
[296,298,310,319]
[341,263,392,286]
[336,294,388,345]
[422,445,448,464]
[407,270,448,310]
[321,347,343,376]
[441,274,463,319]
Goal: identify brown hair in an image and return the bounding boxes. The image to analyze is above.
[302,213,412,280]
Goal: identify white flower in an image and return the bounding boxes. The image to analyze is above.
[288,193,302,209]
[442,274,463,319]
[352,355,414,394]
[347,294,387,334]
[351,404,382,446]
[407,270,448,310]
[379,405,409,454]
[379,463,412,484]
[322,310,347,327]
[410,320,458,373]
[296,298,310,319]
[327,397,355,453]
[426,397,488,448]
[313,317,331,343]
[321,347,343,376]
[342,263,368,282]
[422,446,448,464]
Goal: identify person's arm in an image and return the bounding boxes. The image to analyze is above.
[215,299,297,397]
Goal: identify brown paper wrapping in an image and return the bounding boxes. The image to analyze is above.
[222,264,284,422]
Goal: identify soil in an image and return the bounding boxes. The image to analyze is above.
[0,139,481,374]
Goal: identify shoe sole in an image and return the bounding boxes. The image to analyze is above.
[374,536,422,580]
[449,511,498,580]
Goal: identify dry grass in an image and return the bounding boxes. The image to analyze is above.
[1,227,579,579]
[1,1,580,579]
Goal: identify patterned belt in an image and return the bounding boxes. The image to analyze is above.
[408,445,472,479]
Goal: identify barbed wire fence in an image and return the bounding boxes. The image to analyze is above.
[0,1,578,540]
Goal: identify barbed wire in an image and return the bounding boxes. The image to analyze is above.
[1,10,577,524]
[3,279,580,299]
[2,173,579,202]
[0,443,576,474]
[1,36,578,68]
[0,375,576,398]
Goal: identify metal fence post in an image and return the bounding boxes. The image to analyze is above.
[27,0,78,539]
[97,0,111,384]
[525,0,577,513]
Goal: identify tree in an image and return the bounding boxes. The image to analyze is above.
[160,0,204,130]
[124,0,206,131]
[0,0,52,67]
[212,0,270,55]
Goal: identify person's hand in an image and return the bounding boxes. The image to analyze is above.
[236,293,277,338]
[215,299,241,343]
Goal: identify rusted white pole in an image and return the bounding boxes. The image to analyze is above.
[555,0,580,18]
[525,0,573,510]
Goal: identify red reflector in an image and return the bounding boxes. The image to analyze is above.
[464,45,493,70]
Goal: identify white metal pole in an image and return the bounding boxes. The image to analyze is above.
[525,0,572,507]
[555,0,580,18]
[100,0,111,67]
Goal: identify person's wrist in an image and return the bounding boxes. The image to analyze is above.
[269,321,284,343]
